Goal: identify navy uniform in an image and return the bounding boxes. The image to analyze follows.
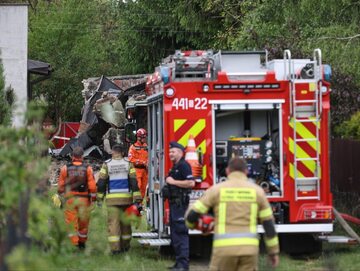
[166,141,194,271]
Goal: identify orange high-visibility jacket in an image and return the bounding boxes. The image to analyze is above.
[128,141,148,168]
[58,159,97,199]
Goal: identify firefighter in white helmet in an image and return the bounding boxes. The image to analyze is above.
[185,157,280,271]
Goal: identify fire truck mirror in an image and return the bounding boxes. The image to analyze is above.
[125,123,137,144]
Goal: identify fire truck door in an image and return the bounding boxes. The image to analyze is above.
[147,95,165,233]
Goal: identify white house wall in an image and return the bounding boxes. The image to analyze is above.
[0,4,28,127]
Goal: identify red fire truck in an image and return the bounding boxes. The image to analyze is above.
[126,49,333,253]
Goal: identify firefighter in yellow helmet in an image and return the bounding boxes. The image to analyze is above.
[185,157,280,271]
[97,144,142,255]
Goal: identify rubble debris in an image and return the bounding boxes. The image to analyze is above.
[81,75,123,128]
[93,91,126,128]
[102,126,124,158]
[53,74,147,159]
[48,157,103,186]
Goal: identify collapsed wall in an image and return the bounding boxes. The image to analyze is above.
[53,74,148,159]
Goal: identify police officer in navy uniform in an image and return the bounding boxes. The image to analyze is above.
[165,141,195,271]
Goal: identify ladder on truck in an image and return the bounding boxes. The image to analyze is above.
[284,49,323,200]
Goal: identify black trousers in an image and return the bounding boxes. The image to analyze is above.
[170,201,189,269]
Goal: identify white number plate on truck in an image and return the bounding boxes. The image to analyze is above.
[190,190,205,201]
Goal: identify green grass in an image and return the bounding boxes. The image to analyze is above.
[7,204,360,271]
[259,244,360,271]
[7,205,173,271]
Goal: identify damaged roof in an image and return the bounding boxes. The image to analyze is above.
[28,59,53,75]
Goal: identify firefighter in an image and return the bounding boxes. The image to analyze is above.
[185,157,280,271]
[57,146,97,249]
[165,141,195,271]
[128,128,148,199]
[97,144,142,255]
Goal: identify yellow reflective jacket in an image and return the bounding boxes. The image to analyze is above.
[97,156,141,206]
[186,171,279,256]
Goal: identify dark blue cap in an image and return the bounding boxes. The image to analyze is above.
[169,141,185,151]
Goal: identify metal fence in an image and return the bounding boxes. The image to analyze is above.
[331,138,360,193]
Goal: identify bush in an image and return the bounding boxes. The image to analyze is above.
[0,102,56,269]
[0,55,12,125]
[335,111,360,140]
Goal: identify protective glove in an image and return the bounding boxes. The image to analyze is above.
[52,193,63,208]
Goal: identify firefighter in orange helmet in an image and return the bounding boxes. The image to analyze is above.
[57,146,97,249]
[128,128,148,199]
[185,157,280,271]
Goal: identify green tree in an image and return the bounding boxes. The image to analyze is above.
[335,111,360,139]
[0,55,12,125]
[114,0,231,74]
[28,0,123,121]
[28,0,229,120]
[224,0,360,131]
[0,102,68,269]
[28,0,360,132]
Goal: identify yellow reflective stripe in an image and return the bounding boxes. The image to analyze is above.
[250,203,258,233]
[100,165,108,175]
[213,237,259,248]
[174,119,187,132]
[289,163,305,179]
[177,119,206,148]
[199,139,206,157]
[193,200,208,214]
[106,193,132,199]
[218,202,226,234]
[289,137,317,174]
[129,168,136,174]
[96,193,104,198]
[220,188,256,202]
[121,235,131,240]
[108,236,120,242]
[265,236,279,247]
[202,164,207,180]
[185,221,195,229]
[259,207,272,219]
[309,82,316,92]
[133,191,141,197]
[289,119,319,153]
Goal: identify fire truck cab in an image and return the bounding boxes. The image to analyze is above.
[127,49,333,253]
